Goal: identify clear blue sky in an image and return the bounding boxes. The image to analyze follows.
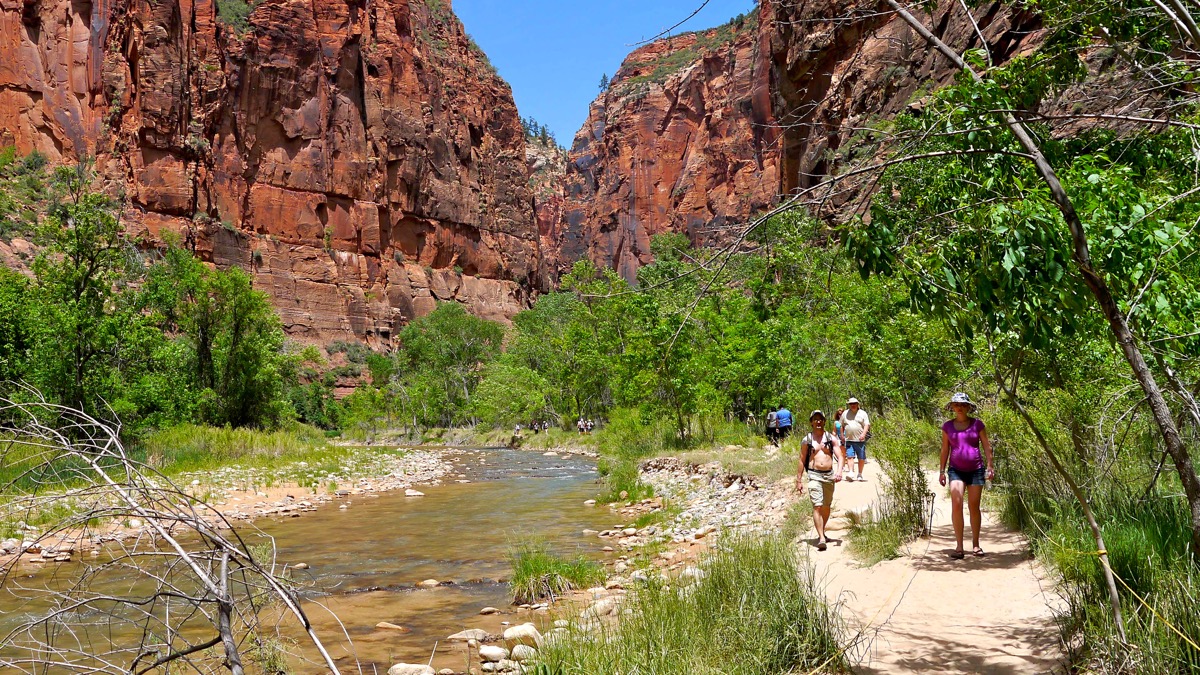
[454,0,757,146]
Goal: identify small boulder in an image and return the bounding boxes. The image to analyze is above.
[502,622,542,648]
[447,628,489,642]
[376,622,410,632]
[479,606,501,615]
[405,489,426,497]
[417,579,440,588]
[510,644,538,662]
[478,644,509,662]
[387,664,434,675]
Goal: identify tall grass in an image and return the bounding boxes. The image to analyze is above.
[989,397,1200,673]
[593,409,684,503]
[134,423,327,474]
[848,410,937,564]
[508,539,606,603]
[535,535,845,675]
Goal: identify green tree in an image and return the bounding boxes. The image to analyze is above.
[26,165,129,413]
[471,361,553,427]
[391,302,503,427]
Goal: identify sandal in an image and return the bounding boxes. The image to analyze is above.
[973,547,986,557]
[817,540,828,551]
[950,550,965,560]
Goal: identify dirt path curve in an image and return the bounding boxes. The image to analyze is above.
[803,471,1066,674]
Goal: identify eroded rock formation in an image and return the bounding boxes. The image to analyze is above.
[765,0,1042,204]
[547,14,778,283]
[1,0,535,343]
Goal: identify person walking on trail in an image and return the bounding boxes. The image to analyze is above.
[796,410,844,551]
[765,408,779,445]
[939,392,995,559]
[775,404,794,441]
[841,398,871,481]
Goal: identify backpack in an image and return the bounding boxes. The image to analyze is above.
[802,432,835,471]
[766,411,778,428]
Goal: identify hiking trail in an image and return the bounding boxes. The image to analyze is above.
[804,471,1065,674]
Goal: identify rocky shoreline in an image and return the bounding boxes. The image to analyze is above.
[0,446,454,567]
[416,453,800,675]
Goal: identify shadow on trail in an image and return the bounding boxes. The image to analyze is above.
[853,621,1066,674]
[912,525,1034,573]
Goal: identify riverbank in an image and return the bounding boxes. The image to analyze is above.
[0,443,454,568]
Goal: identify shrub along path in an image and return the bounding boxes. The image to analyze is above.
[804,472,1065,674]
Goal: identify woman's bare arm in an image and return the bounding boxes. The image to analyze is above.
[981,425,994,477]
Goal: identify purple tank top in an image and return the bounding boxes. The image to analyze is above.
[944,418,985,472]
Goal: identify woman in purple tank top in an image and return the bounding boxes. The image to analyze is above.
[938,392,994,559]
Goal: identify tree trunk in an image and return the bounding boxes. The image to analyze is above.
[885,0,1200,561]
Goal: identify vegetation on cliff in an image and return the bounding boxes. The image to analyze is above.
[0,159,299,434]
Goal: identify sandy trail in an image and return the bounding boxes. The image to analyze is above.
[803,471,1065,674]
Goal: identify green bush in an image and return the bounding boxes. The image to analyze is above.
[216,0,252,33]
[536,535,845,675]
[849,409,937,564]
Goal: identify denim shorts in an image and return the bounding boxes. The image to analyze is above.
[947,466,986,486]
[845,441,867,460]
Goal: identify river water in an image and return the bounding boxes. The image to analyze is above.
[0,448,615,673]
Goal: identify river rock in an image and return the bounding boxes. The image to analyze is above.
[510,644,538,662]
[583,596,618,619]
[479,644,509,662]
[405,489,426,497]
[447,628,489,642]
[502,623,542,648]
[479,606,501,615]
[583,499,596,506]
[293,562,309,570]
[376,622,410,632]
[418,579,440,588]
[1,538,17,554]
[387,665,434,675]
[439,670,455,675]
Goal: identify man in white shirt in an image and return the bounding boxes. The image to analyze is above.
[841,397,871,481]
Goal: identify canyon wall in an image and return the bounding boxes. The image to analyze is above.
[0,0,536,344]
[765,0,1042,207]
[547,0,1042,283]
[545,14,778,284]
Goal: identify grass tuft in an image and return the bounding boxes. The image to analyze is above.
[536,534,845,675]
[508,539,605,604]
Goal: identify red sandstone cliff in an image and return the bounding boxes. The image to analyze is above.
[546,1,1042,282]
[1,0,535,343]
[765,0,1042,205]
[546,15,778,284]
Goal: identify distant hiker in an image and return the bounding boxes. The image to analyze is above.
[766,409,779,444]
[939,392,995,559]
[775,404,794,441]
[841,398,871,481]
[577,418,585,434]
[796,410,844,551]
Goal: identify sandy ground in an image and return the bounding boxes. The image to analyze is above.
[804,470,1066,674]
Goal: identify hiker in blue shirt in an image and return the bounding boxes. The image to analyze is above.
[775,405,794,440]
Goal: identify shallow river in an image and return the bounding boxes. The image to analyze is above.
[1,448,616,673]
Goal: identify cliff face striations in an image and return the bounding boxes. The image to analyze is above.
[764,0,1042,207]
[544,0,1042,283]
[0,0,536,343]
[547,15,779,284]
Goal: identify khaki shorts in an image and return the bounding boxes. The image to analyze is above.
[807,470,835,508]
